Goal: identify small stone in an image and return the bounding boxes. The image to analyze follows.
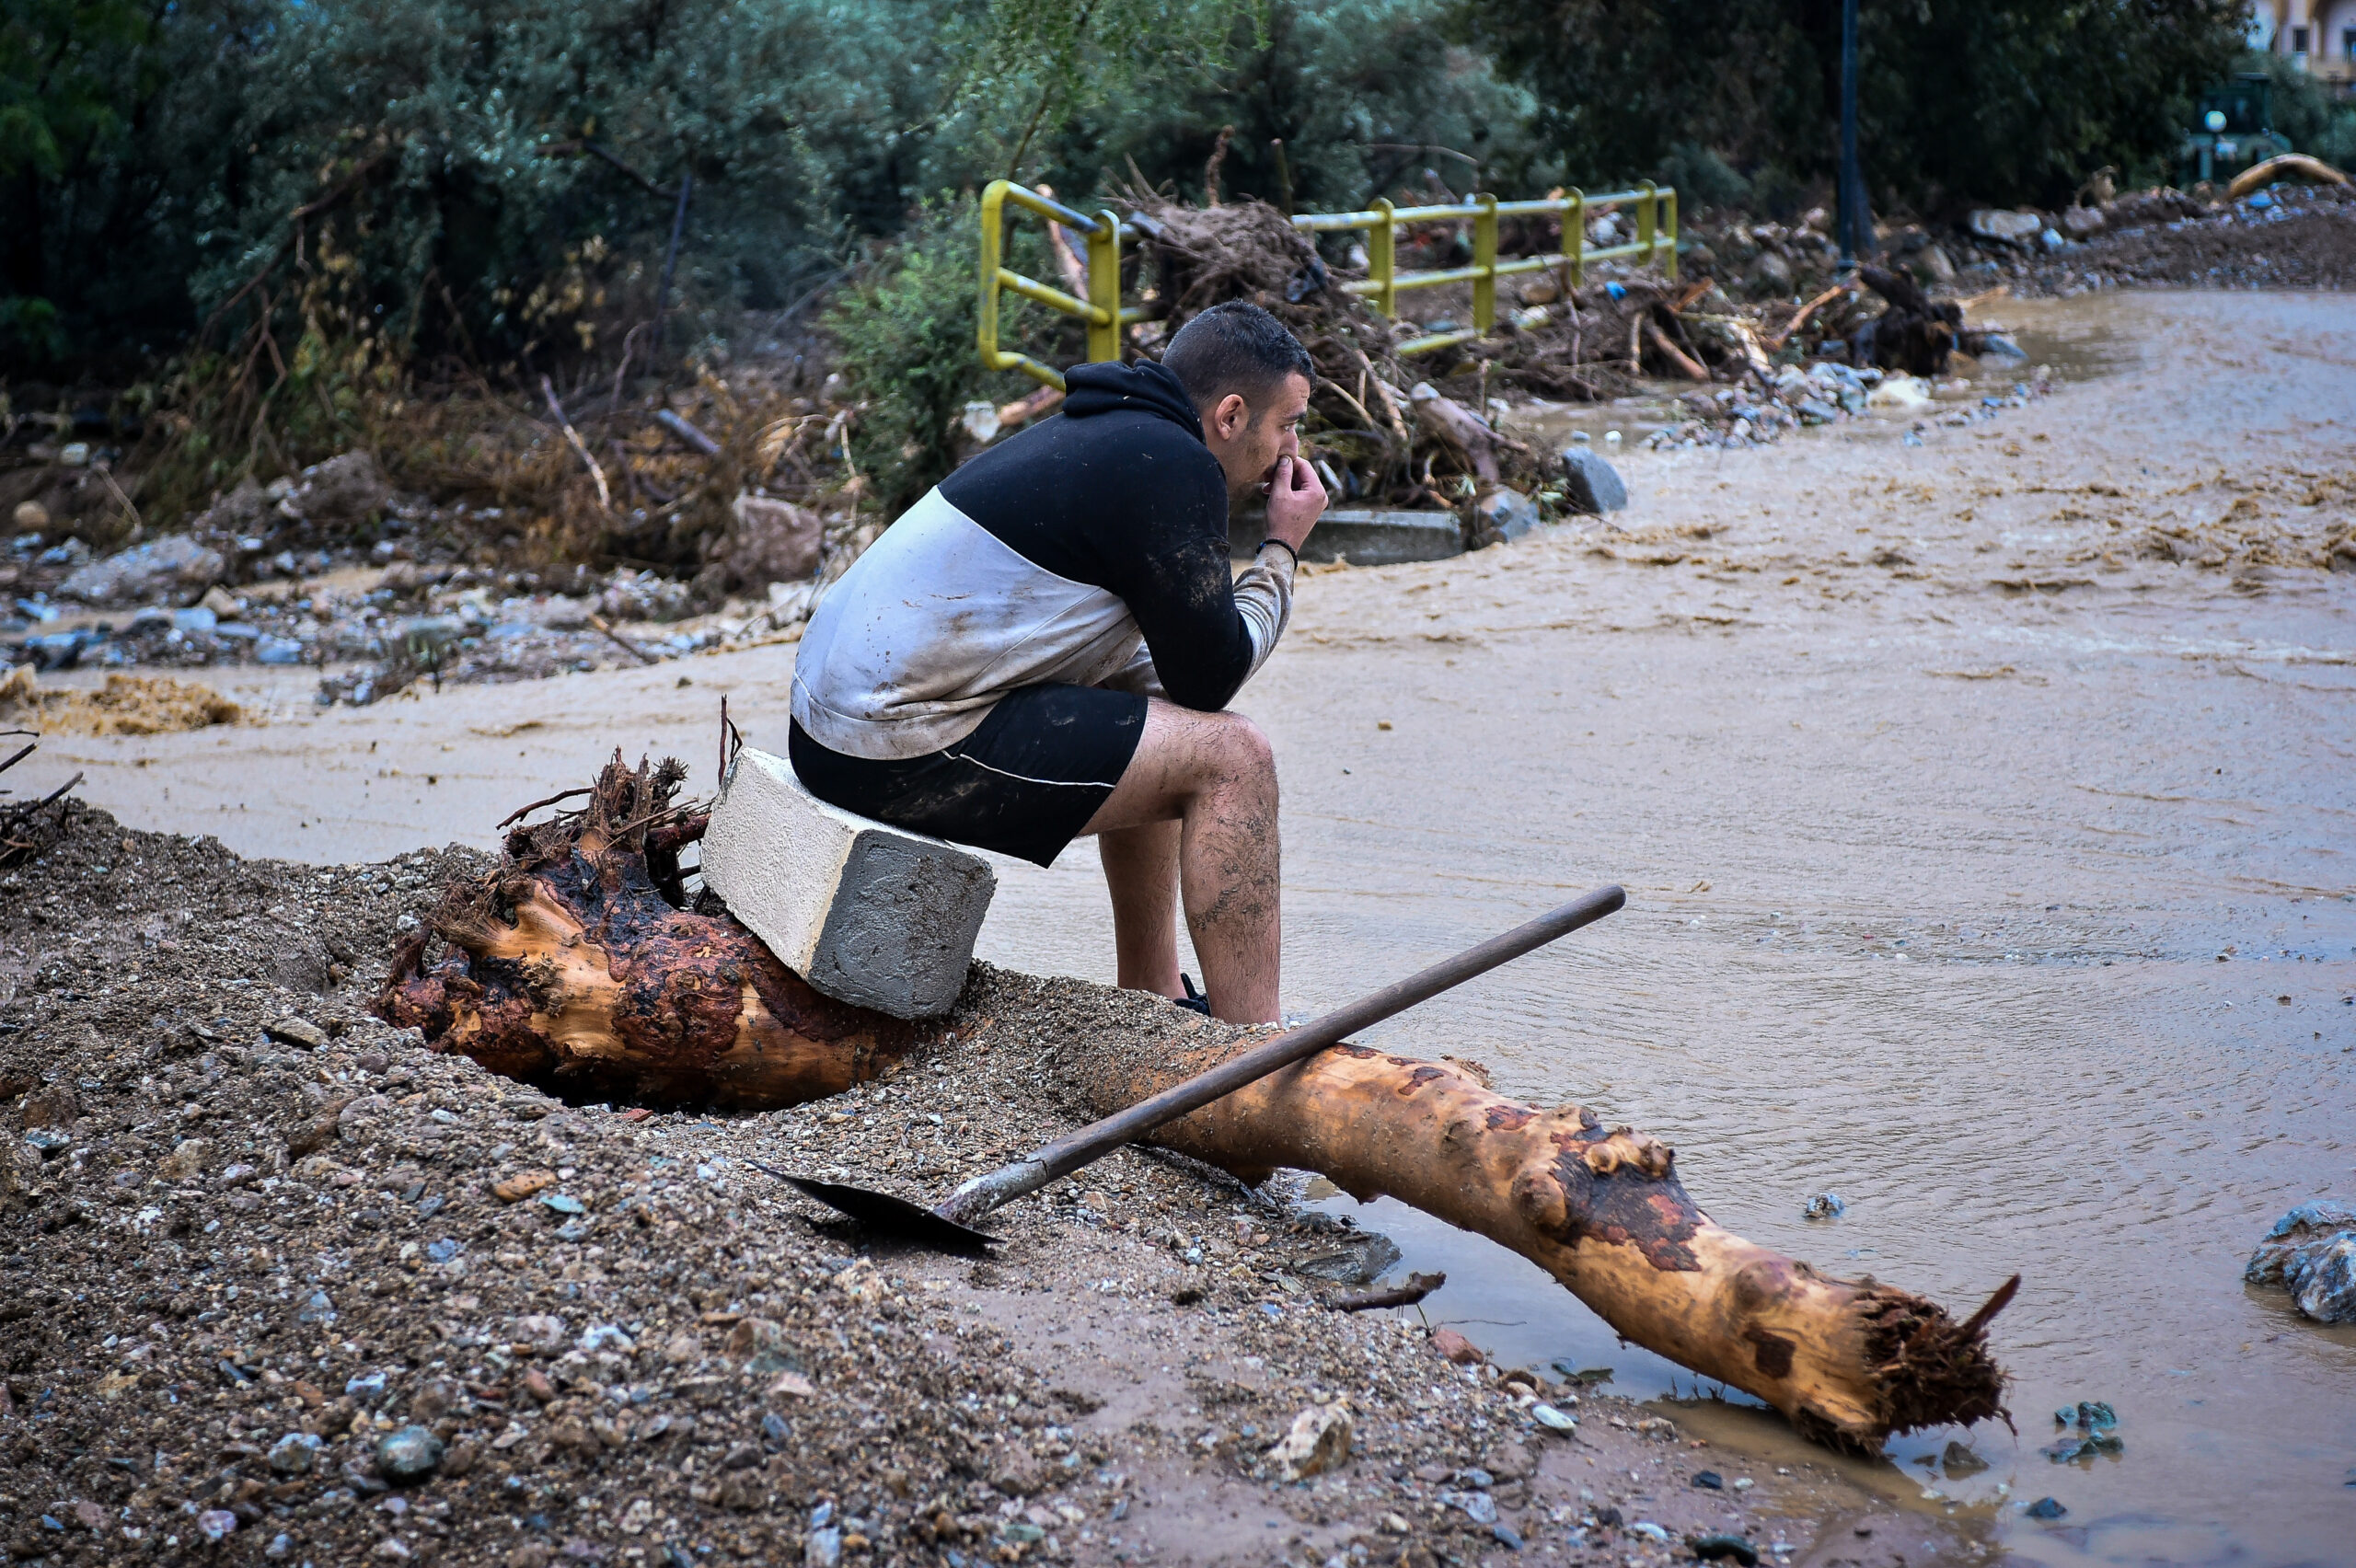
[512,1314,568,1353]
[375,1425,445,1483]
[1490,1522,1524,1551]
[1473,486,1542,544]
[1692,1469,1724,1490]
[267,1432,324,1475]
[1941,1440,1989,1477]
[520,1369,557,1404]
[160,1137,211,1180]
[1442,1489,1496,1526]
[265,1532,293,1559]
[2023,1496,2067,1520]
[1430,1327,1484,1365]
[1265,1402,1354,1481]
[803,1526,843,1567]
[264,1016,329,1050]
[1530,1402,1577,1432]
[1687,1534,1760,1565]
[492,1170,558,1204]
[539,1192,585,1216]
[196,1509,238,1542]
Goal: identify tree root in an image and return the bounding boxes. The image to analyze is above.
[375,750,913,1107]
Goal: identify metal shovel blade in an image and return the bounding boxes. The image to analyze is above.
[752,1164,999,1254]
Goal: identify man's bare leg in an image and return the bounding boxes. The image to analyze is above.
[1099,821,1183,998]
[1081,698,1281,1022]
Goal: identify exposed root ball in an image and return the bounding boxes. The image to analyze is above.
[375,750,914,1107]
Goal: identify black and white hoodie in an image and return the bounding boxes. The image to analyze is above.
[791,359,1297,761]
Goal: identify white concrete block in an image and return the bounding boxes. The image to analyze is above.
[703,748,996,1019]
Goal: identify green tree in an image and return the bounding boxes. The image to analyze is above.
[1463,0,2249,210]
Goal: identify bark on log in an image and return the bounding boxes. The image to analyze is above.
[375,751,914,1108]
[1059,1033,2011,1453]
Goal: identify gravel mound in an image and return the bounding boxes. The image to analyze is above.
[0,807,1941,1566]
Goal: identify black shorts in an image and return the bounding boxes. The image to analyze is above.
[788,684,1148,868]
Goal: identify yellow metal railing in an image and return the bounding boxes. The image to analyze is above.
[977,178,1677,384]
[1291,183,1677,354]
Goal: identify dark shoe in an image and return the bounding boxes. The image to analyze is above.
[1172,974,1211,1016]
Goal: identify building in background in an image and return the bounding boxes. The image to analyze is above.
[2246,0,2356,90]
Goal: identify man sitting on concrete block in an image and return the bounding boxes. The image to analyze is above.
[787,302,1326,1023]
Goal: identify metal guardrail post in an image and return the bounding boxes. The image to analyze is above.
[1084,208,1122,363]
[1565,188,1586,291]
[1472,193,1498,334]
[978,181,1013,381]
[1638,180,1658,272]
[1370,197,1396,318]
[1659,186,1680,283]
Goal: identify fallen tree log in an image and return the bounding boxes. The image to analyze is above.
[375,751,913,1107]
[377,754,2010,1452]
[1059,1032,2013,1452]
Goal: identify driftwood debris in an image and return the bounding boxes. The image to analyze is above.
[1059,1033,2013,1452]
[0,724,81,870]
[376,752,913,1107]
[383,757,2013,1453]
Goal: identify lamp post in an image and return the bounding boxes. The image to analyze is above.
[1837,0,1865,271]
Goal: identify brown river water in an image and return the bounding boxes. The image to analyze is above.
[17,291,2354,1564]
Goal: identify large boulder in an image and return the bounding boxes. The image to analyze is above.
[57,535,225,606]
[2246,1200,2356,1323]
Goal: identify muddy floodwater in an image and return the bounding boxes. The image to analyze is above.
[19,291,2354,1564]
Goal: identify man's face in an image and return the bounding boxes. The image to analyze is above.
[1202,373,1313,510]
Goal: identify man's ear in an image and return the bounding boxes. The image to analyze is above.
[1208,391,1251,441]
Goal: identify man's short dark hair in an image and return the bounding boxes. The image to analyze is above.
[1161,301,1315,410]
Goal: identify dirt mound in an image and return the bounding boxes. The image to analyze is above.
[0,805,1864,1568]
[0,669,246,737]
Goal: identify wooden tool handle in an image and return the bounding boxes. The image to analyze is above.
[935,883,1624,1223]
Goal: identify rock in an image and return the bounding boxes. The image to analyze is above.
[491,1170,558,1203]
[375,1425,445,1482]
[2054,1400,2117,1431]
[661,1331,702,1366]
[520,1369,557,1404]
[2246,1200,2356,1323]
[723,1318,787,1361]
[1746,251,1794,296]
[1917,244,1956,283]
[267,1432,324,1475]
[2062,205,2107,238]
[1265,1403,1354,1480]
[284,452,390,527]
[12,501,46,531]
[1802,1193,1846,1220]
[2023,1496,2067,1520]
[804,1525,844,1567]
[512,1314,569,1354]
[1289,1230,1402,1285]
[710,494,825,590]
[1557,447,1627,514]
[196,1509,238,1542]
[1942,1439,1989,1476]
[58,536,226,607]
[1692,1469,1724,1489]
[1473,487,1542,544]
[263,1016,329,1050]
[1530,1402,1576,1433]
[988,1450,1047,1497]
[1439,1488,1497,1526]
[1430,1327,1484,1366]
[1688,1535,1759,1566]
[1865,375,1933,412]
[1795,398,1840,426]
[160,1137,211,1180]
[1969,209,2045,246]
[1491,1522,1524,1551]
[704,747,997,1020]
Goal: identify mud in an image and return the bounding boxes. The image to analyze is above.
[6,290,2356,1563]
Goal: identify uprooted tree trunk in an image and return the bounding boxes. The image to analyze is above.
[379,754,2011,1452]
[375,751,914,1106]
[1058,1032,2013,1453]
